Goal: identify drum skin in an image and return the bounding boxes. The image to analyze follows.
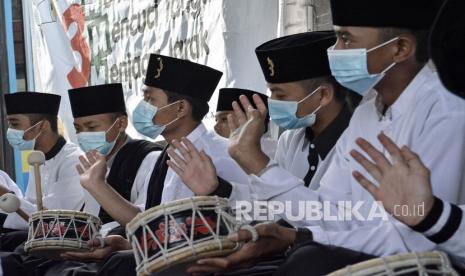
[24,210,102,259]
[134,208,229,257]
[127,196,239,275]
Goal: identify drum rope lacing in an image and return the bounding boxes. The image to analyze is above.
[332,251,460,276]
[129,197,240,275]
[25,211,101,254]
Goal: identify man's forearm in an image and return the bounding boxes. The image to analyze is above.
[233,148,269,175]
[86,181,141,226]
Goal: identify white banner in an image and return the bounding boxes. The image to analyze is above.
[29,0,278,140]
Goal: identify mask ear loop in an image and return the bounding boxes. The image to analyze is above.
[24,120,45,141]
[296,86,324,117]
[311,104,323,115]
[298,86,322,104]
[105,118,122,143]
[163,100,185,128]
[366,37,399,76]
[153,100,184,128]
[366,36,400,53]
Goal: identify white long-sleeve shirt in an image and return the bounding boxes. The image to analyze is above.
[0,171,23,197]
[274,104,351,190]
[2,140,85,230]
[411,198,465,267]
[247,65,465,257]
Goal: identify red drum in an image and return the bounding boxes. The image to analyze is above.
[24,210,101,258]
[126,196,240,275]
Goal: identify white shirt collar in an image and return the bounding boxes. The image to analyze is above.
[374,65,434,121]
[185,123,207,144]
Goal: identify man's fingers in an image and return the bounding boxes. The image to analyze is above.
[180,137,200,159]
[60,251,97,260]
[76,165,84,175]
[350,150,383,181]
[239,95,253,112]
[92,150,105,162]
[171,139,192,161]
[252,94,268,116]
[197,258,230,268]
[86,151,97,164]
[88,237,104,248]
[232,101,247,125]
[228,223,272,243]
[228,229,253,243]
[166,148,187,169]
[199,150,214,167]
[378,133,406,165]
[79,156,91,169]
[401,146,428,172]
[352,171,379,198]
[167,160,184,176]
[227,114,239,135]
[248,108,262,125]
[356,138,392,171]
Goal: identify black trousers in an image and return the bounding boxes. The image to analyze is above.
[0,230,29,252]
[96,250,136,276]
[274,241,376,276]
[94,242,375,276]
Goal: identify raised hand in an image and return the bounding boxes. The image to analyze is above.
[76,150,107,192]
[187,223,295,274]
[350,132,434,226]
[227,94,270,175]
[166,137,219,196]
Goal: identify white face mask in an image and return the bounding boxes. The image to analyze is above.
[7,121,43,151]
[268,87,323,129]
[132,100,181,139]
[327,37,399,95]
[77,119,121,155]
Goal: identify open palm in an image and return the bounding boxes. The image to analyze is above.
[76,150,107,191]
[350,133,434,226]
[227,94,268,158]
[167,138,219,196]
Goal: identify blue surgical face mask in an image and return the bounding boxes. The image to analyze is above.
[268,87,323,130]
[7,121,43,151]
[327,37,399,96]
[77,119,121,155]
[132,100,180,139]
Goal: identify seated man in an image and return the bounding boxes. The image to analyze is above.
[351,133,465,269]
[68,83,162,236]
[351,0,465,268]
[175,31,360,200]
[12,54,252,276]
[214,88,277,158]
[185,0,465,274]
[0,92,84,250]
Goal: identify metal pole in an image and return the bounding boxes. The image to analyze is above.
[0,0,17,178]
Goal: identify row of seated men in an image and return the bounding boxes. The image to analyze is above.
[0,0,464,275]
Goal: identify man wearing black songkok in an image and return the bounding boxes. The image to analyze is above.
[214,88,277,158]
[0,92,84,250]
[186,0,465,275]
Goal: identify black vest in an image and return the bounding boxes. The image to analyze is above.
[98,140,163,224]
[144,145,170,210]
